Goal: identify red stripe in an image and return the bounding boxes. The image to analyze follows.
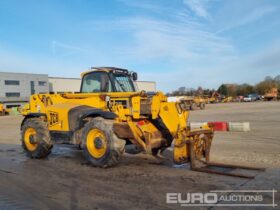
[208,122,228,131]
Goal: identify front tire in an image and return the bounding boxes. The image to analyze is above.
[81,117,125,168]
[21,118,53,158]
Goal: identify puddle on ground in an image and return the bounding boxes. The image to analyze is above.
[50,145,80,157]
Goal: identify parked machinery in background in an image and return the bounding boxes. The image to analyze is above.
[208,92,221,103]
[222,96,233,103]
[0,103,4,116]
[192,96,206,109]
[264,88,278,101]
[170,96,206,110]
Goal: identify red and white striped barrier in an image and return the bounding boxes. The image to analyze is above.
[189,122,208,130]
[190,122,250,132]
[208,121,228,131]
[228,122,250,132]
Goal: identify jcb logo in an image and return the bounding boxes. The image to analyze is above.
[49,111,59,126]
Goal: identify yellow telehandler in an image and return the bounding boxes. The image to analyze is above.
[21,67,264,178]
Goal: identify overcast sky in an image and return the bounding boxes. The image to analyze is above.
[0,0,279,92]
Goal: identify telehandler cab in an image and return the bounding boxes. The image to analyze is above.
[21,67,264,178]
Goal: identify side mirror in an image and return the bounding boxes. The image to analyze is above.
[132,72,138,81]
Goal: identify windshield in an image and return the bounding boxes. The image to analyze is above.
[80,71,135,93]
[112,74,135,92]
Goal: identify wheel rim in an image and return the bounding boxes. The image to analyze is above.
[86,128,107,158]
[24,127,38,151]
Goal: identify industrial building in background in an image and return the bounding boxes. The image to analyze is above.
[0,72,156,108]
[135,81,156,92]
[48,77,81,93]
[0,72,49,108]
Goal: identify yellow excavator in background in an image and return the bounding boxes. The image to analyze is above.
[20,67,264,178]
[208,92,221,103]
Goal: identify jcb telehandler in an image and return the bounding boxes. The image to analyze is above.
[21,67,264,178]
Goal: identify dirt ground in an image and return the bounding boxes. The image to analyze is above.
[0,102,279,210]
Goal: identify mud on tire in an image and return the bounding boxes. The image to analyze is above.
[21,118,53,158]
[81,117,126,168]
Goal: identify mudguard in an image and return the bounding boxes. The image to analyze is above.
[21,113,47,129]
[68,105,117,131]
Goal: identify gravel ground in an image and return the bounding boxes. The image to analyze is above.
[0,101,279,210]
[189,101,280,168]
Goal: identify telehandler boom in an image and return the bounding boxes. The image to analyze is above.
[21,67,264,177]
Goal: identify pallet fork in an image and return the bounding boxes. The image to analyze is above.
[188,137,265,179]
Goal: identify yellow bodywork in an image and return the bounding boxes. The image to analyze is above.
[25,92,184,133]
[208,97,219,103]
[222,97,233,103]
[0,103,4,114]
[193,96,206,104]
[0,104,11,115]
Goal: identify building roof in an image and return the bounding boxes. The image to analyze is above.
[0,71,48,77]
[48,77,81,80]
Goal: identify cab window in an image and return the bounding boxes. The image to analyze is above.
[81,72,112,93]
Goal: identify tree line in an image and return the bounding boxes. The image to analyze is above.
[168,75,280,97]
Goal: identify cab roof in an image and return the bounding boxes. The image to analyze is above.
[81,67,129,77]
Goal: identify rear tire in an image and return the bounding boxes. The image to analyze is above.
[81,117,125,168]
[200,103,205,110]
[190,103,196,110]
[21,118,53,158]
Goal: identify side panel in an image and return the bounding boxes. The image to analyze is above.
[159,102,189,136]
[46,103,80,131]
[45,103,117,132]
